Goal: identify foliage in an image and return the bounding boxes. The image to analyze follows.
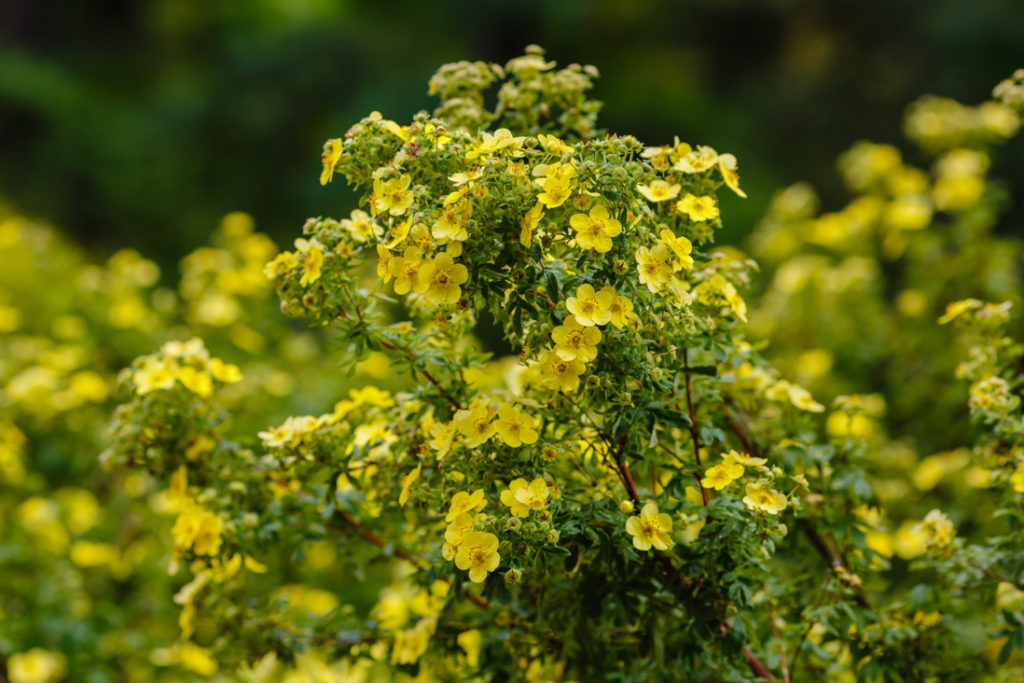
[4,46,1024,682]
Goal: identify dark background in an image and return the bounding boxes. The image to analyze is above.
[2,0,1022,270]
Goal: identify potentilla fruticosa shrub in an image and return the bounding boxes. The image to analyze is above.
[101,48,1024,681]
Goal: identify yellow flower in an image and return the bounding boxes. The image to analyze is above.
[172,502,225,556]
[659,229,694,271]
[340,209,381,242]
[454,531,501,583]
[676,193,720,222]
[455,400,497,448]
[701,459,745,490]
[500,477,550,517]
[433,197,473,242]
[319,138,343,186]
[541,352,587,393]
[388,247,426,295]
[8,649,67,683]
[449,167,484,185]
[386,218,413,248]
[717,153,747,198]
[537,133,572,155]
[536,162,575,208]
[374,174,415,216]
[625,501,674,551]
[520,200,545,247]
[606,289,637,329]
[784,382,825,413]
[420,253,469,306]
[376,244,394,282]
[494,403,540,447]
[742,483,788,515]
[466,128,525,160]
[566,283,613,327]
[264,250,297,279]
[552,316,602,362]
[399,464,422,506]
[430,420,458,459]
[443,511,476,561]
[636,179,681,203]
[724,450,766,468]
[299,240,324,287]
[635,245,673,293]
[447,489,486,522]
[569,204,623,253]
[673,145,719,173]
[938,298,982,325]
[918,509,956,548]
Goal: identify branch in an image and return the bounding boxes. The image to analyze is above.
[334,508,423,567]
[801,522,870,610]
[683,348,711,507]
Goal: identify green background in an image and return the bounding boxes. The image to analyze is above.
[1,0,1022,268]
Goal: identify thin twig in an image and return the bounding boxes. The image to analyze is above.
[683,348,711,507]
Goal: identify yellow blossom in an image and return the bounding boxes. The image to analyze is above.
[607,289,638,329]
[466,128,525,160]
[8,649,67,683]
[455,400,497,448]
[319,138,343,185]
[263,250,297,279]
[447,490,486,522]
[430,420,458,459]
[636,179,681,203]
[625,501,674,551]
[566,283,613,327]
[455,531,501,583]
[399,464,422,506]
[659,229,694,271]
[717,153,747,198]
[420,253,469,305]
[673,145,719,173]
[918,509,955,548]
[701,460,744,490]
[299,240,324,287]
[388,246,426,295]
[443,511,476,561]
[938,298,982,325]
[724,450,767,468]
[340,209,381,242]
[536,163,575,208]
[569,203,622,253]
[433,197,473,242]
[676,193,720,222]
[172,502,225,556]
[635,245,673,293]
[541,352,587,393]
[742,483,788,515]
[500,478,549,517]
[376,244,394,282]
[552,316,602,362]
[520,200,545,247]
[494,403,540,447]
[537,133,572,155]
[449,167,484,185]
[374,174,415,216]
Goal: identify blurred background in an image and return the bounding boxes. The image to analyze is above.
[1,0,1022,271]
